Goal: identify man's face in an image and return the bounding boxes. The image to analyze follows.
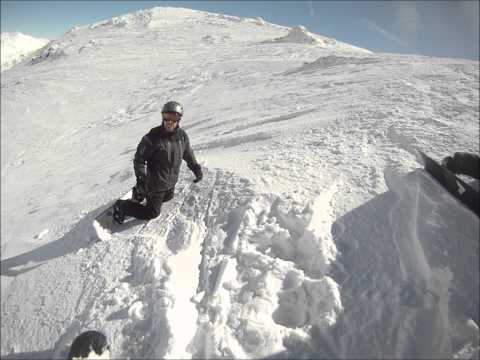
[163,112,180,132]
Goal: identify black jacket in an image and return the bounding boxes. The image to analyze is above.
[133,125,201,191]
[444,152,479,180]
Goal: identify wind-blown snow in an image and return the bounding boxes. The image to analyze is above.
[1,32,49,72]
[263,25,370,54]
[1,6,479,359]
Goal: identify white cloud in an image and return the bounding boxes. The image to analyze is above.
[362,18,410,49]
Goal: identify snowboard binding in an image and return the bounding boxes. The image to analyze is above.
[113,201,125,224]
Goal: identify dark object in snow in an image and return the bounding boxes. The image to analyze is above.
[94,192,147,235]
[133,124,202,192]
[113,201,125,224]
[441,152,480,180]
[118,105,202,221]
[162,100,184,117]
[68,330,109,360]
[115,187,174,222]
[132,180,147,203]
[420,151,479,217]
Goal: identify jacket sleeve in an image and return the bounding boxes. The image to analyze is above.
[446,152,480,179]
[183,133,202,177]
[133,134,155,178]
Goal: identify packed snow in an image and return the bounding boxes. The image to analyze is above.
[1,32,49,72]
[1,6,479,359]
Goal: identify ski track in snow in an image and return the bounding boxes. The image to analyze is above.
[1,6,479,359]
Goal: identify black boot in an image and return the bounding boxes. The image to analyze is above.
[113,201,125,224]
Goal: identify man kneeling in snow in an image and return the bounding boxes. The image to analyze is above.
[113,101,202,224]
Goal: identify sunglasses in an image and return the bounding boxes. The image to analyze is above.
[163,112,181,123]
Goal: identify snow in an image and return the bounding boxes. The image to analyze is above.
[1,5,479,359]
[1,32,49,72]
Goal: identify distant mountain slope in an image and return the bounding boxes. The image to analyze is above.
[1,32,49,72]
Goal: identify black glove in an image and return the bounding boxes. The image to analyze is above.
[134,162,147,180]
[193,165,203,183]
[132,178,147,202]
[441,156,454,171]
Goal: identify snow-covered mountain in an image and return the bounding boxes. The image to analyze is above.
[0,32,49,72]
[1,6,479,359]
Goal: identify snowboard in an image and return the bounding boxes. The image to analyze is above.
[419,150,479,216]
[93,190,147,240]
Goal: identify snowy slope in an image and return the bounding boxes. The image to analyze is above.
[1,6,479,359]
[1,32,49,72]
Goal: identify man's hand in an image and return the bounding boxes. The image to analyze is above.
[441,156,453,170]
[193,174,203,183]
[132,178,148,202]
[193,165,203,183]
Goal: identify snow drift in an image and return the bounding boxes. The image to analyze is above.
[262,25,371,54]
[268,25,331,45]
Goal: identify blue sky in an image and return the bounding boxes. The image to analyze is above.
[1,1,479,60]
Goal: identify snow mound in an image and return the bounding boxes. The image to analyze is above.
[239,185,338,278]
[267,25,333,45]
[29,41,68,65]
[191,183,342,358]
[201,34,232,45]
[308,54,382,68]
[78,39,100,53]
[273,275,342,329]
[1,32,49,72]
[206,12,268,26]
[261,25,371,53]
[90,8,155,29]
[285,54,383,75]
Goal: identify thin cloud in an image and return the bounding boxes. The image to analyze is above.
[362,18,410,49]
[459,0,479,33]
[306,1,315,17]
[394,2,423,35]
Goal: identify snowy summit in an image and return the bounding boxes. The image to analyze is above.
[0,32,49,72]
[1,6,479,359]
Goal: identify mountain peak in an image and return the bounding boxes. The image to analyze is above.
[280,25,327,44]
[67,6,277,33]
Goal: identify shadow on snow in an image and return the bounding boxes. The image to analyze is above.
[266,169,478,359]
